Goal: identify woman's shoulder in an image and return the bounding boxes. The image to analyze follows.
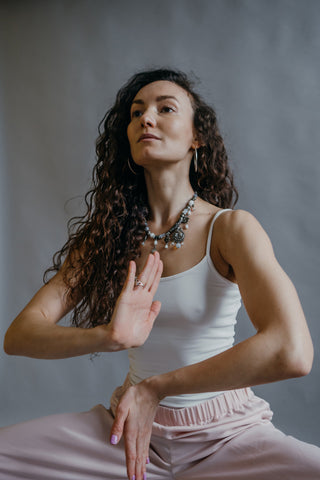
[212,208,273,263]
[196,202,263,246]
[207,208,273,282]
[198,200,257,227]
[213,208,263,235]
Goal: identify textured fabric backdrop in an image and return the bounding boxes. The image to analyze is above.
[0,0,319,445]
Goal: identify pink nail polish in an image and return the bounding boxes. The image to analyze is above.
[132,476,136,480]
[143,473,147,480]
[110,434,118,445]
[146,457,150,464]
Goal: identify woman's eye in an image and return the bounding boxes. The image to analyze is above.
[131,110,142,118]
[161,106,174,113]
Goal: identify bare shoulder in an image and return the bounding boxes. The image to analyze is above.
[214,209,270,241]
[214,209,274,266]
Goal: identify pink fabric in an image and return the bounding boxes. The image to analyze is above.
[1,384,320,479]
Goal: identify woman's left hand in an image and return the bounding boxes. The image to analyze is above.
[110,380,160,480]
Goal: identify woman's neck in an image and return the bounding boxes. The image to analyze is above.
[144,168,195,231]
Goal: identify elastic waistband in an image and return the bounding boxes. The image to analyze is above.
[154,388,255,427]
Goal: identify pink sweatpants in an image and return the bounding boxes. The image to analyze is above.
[1,385,320,479]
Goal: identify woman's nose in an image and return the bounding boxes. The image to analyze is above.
[140,110,156,128]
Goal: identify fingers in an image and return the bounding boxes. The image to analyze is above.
[124,430,149,480]
[136,252,156,290]
[134,251,162,290]
[110,404,126,445]
[149,257,163,296]
[127,251,163,295]
[124,433,136,480]
[123,260,136,293]
[144,251,161,291]
[147,301,161,325]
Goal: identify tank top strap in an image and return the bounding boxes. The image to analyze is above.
[205,209,233,257]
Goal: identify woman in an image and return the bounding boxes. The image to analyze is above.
[2,68,320,480]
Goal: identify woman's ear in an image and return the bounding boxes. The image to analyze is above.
[191,139,201,150]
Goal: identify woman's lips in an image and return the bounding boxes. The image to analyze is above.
[138,134,160,142]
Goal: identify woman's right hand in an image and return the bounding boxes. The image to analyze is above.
[97,252,163,351]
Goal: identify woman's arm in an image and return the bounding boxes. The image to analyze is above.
[144,209,314,398]
[110,210,314,480]
[4,252,163,359]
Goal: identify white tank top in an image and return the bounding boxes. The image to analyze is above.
[128,209,242,407]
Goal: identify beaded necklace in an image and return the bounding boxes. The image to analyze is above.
[142,192,198,252]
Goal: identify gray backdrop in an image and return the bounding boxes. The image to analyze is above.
[1,0,319,445]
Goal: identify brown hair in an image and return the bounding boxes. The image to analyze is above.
[44,68,238,328]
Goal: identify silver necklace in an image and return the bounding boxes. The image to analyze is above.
[142,192,198,252]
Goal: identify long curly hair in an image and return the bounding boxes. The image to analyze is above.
[44,68,238,328]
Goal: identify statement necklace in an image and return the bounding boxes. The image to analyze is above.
[142,192,198,252]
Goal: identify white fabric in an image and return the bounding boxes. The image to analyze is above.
[128,209,242,407]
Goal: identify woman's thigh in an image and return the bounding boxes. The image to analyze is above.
[176,422,320,480]
[0,405,170,480]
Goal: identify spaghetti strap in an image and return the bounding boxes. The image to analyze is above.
[205,209,232,257]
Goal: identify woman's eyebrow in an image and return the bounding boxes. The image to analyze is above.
[131,95,179,106]
[156,95,179,102]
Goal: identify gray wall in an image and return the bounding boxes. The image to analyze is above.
[1,0,319,445]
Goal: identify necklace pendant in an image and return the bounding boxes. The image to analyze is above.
[171,227,185,244]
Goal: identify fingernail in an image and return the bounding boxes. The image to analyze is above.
[146,457,150,464]
[110,434,118,445]
[143,473,147,480]
[131,476,136,480]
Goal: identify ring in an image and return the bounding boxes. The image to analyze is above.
[134,279,145,288]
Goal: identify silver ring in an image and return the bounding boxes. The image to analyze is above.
[134,279,145,288]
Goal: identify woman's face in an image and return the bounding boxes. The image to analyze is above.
[127,80,197,168]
